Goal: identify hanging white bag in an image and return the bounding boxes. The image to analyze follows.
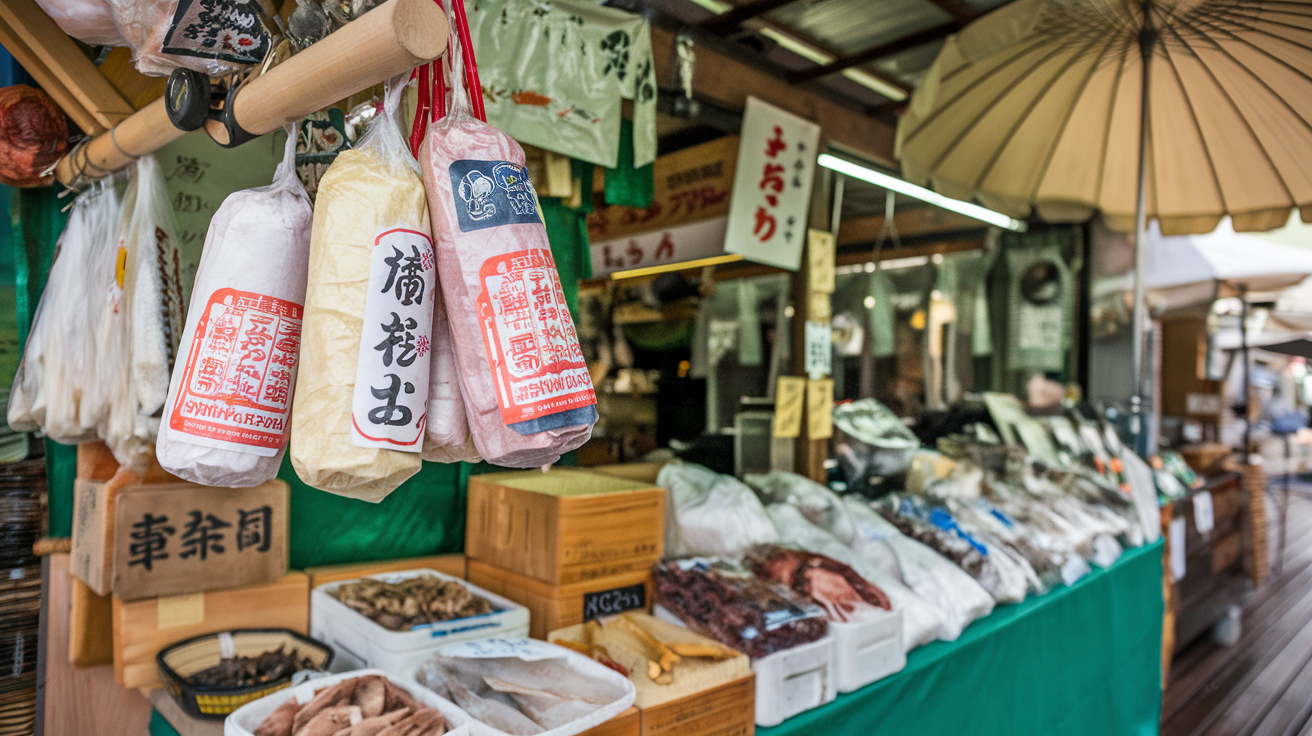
[420,1,597,468]
[422,286,482,463]
[158,128,312,487]
[290,80,433,501]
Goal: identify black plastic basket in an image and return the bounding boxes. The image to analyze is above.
[156,629,333,720]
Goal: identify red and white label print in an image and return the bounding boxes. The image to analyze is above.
[168,288,301,455]
[476,248,597,424]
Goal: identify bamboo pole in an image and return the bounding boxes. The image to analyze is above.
[55,0,449,186]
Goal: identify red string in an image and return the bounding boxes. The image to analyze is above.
[409,62,431,156]
[433,61,447,123]
[450,0,486,122]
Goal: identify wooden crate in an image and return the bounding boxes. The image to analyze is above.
[71,448,177,596]
[589,462,668,485]
[111,572,309,689]
[466,560,652,639]
[580,707,640,736]
[640,674,755,736]
[466,469,664,584]
[305,553,466,588]
[70,576,113,667]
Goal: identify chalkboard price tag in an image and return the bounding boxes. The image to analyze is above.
[582,583,647,621]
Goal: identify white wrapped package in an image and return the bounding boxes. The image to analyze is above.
[745,469,857,543]
[766,503,944,650]
[35,0,124,46]
[844,496,993,641]
[420,18,596,468]
[158,129,311,487]
[657,461,777,559]
[421,287,481,463]
[290,81,431,501]
[108,0,268,77]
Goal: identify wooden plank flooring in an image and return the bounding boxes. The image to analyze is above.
[1163,488,1312,736]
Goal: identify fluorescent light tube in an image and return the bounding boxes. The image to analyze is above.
[817,153,1028,232]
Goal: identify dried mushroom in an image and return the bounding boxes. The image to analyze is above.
[186,646,316,688]
[332,576,495,631]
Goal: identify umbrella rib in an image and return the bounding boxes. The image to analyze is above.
[1193,7,1312,51]
[1179,10,1312,132]
[972,33,1117,191]
[900,36,1057,148]
[1026,35,1124,203]
[1156,41,1231,215]
[924,43,1084,174]
[1092,47,1135,220]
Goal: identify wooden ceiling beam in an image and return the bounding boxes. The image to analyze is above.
[788,21,956,83]
[0,0,135,134]
[836,209,985,247]
[651,25,896,165]
[701,0,801,36]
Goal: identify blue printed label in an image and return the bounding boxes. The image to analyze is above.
[448,160,542,232]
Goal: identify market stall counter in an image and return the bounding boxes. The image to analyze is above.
[759,539,1164,736]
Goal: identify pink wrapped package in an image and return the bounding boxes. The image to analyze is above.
[418,1,595,467]
[421,287,481,463]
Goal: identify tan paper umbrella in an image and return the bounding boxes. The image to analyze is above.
[895,0,1312,435]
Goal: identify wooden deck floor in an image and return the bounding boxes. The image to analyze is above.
[1163,487,1312,736]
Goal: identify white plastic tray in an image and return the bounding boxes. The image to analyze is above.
[311,569,530,676]
[223,669,470,736]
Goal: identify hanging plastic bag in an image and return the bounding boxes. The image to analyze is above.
[421,287,481,463]
[34,0,124,46]
[290,80,432,501]
[158,127,311,487]
[419,0,597,468]
[107,0,270,77]
[8,181,119,441]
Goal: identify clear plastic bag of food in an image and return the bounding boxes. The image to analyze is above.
[35,0,124,45]
[745,544,890,624]
[290,79,431,501]
[158,127,311,487]
[421,287,481,464]
[108,0,271,77]
[657,461,778,559]
[419,2,596,468]
[832,398,921,496]
[653,558,828,659]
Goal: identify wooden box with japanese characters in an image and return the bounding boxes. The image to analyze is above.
[111,479,289,601]
[465,469,665,585]
[466,560,653,639]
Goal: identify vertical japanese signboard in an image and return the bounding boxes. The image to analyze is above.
[724,98,821,271]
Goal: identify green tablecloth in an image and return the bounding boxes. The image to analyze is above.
[761,539,1165,736]
[149,540,1163,736]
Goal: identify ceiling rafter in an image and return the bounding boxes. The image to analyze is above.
[788,20,958,83]
[701,0,801,35]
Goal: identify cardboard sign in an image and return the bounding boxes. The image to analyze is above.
[808,291,832,322]
[587,135,739,243]
[774,376,806,438]
[807,378,834,440]
[724,98,821,271]
[112,480,289,601]
[808,230,836,293]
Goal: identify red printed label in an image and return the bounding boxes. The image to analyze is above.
[476,248,597,424]
[168,288,302,456]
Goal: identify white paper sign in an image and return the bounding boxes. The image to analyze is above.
[589,216,727,278]
[438,637,565,661]
[724,97,821,271]
[1193,490,1215,535]
[1170,516,1187,581]
[805,321,832,378]
[350,226,436,451]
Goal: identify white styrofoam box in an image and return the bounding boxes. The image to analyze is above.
[419,638,637,736]
[751,635,837,726]
[652,604,836,727]
[831,606,905,692]
[311,569,529,677]
[224,669,470,736]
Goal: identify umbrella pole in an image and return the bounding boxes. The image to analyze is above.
[1242,288,1252,462]
[1132,0,1156,456]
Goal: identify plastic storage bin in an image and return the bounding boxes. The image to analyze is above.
[831,607,905,693]
[310,569,529,676]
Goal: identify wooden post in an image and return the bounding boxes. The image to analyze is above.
[55,0,449,185]
[791,154,832,483]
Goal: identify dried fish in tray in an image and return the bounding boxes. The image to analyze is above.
[331,575,494,631]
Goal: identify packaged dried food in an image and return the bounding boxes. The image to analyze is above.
[329,575,493,631]
[652,558,828,659]
[0,85,67,188]
[158,128,311,487]
[746,545,889,624]
[419,1,596,468]
[658,461,777,559]
[108,0,271,77]
[744,469,856,544]
[290,79,431,501]
[34,0,124,45]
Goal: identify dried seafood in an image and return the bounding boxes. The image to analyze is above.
[253,675,447,736]
[186,646,315,688]
[747,546,891,623]
[332,576,494,631]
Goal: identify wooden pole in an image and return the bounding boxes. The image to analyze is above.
[55,0,449,185]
